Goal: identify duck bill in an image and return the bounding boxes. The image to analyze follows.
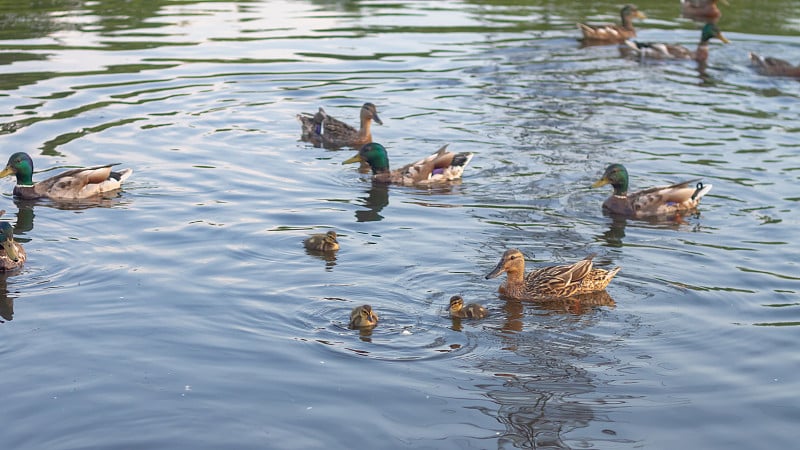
[634,11,646,19]
[591,177,610,188]
[372,112,383,126]
[342,153,364,165]
[717,33,730,44]
[485,261,506,279]
[2,240,19,261]
[0,165,14,179]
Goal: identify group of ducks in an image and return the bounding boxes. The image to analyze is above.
[578,2,800,77]
[0,152,133,271]
[297,98,715,331]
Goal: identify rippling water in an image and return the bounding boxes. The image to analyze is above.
[1,0,799,448]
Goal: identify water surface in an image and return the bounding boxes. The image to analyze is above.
[1,0,799,448]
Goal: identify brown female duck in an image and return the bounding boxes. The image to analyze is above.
[485,249,620,300]
[0,152,132,200]
[304,230,340,251]
[342,143,472,186]
[297,102,383,149]
[349,304,379,329]
[592,163,713,218]
[749,53,800,78]
[448,295,488,319]
[578,5,646,44]
[680,0,727,22]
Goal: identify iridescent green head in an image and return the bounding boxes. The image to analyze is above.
[342,143,390,174]
[0,152,35,186]
[592,163,629,196]
[0,222,19,261]
[701,23,729,44]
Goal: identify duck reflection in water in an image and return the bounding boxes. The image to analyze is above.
[355,182,389,222]
[0,275,15,323]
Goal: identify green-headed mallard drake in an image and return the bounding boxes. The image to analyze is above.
[578,5,646,44]
[448,295,488,319]
[0,152,132,200]
[749,52,800,78]
[485,249,620,300]
[297,102,383,149]
[304,230,340,251]
[622,23,729,62]
[0,222,25,271]
[592,163,713,218]
[681,0,727,22]
[342,143,473,185]
[349,304,379,329]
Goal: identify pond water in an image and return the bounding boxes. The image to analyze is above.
[1,0,799,448]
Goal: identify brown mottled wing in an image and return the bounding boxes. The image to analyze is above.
[526,255,595,297]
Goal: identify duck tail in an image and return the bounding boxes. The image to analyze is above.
[691,182,712,201]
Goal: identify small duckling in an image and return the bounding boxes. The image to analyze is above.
[0,221,25,271]
[448,295,488,319]
[349,304,379,329]
[304,230,339,251]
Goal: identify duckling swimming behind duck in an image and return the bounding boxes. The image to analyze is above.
[0,222,25,271]
[349,304,379,329]
[448,295,488,319]
[304,230,340,251]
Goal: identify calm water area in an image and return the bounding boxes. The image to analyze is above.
[1,0,799,448]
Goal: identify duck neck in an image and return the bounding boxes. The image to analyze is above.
[359,116,372,140]
[694,42,710,62]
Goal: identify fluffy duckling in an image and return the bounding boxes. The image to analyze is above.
[0,222,25,271]
[0,152,132,200]
[342,143,473,185]
[349,304,379,329]
[297,102,383,149]
[448,295,488,319]
[592,163,713,218]
[622,23,729,63]
[749,53,800,78]
[304,230,340,251]
[578,5,646,44]
[485,249,620,300]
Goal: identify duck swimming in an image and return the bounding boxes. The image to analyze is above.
[0,222,25,271]
[592,163,713,218]
[298,102,383,149]
[485,249,620,300]
[342,143,472,185]
[0,152,132,200]
[448,295,488,319]
[578,5,646,44]
[304,230,340,251]
[349,304,379,329]
[622,23,729,63]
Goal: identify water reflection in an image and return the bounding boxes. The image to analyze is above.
[0,275,14,322]
[354,183,389,222]
[304,247,338,271]
[479,297,619,448]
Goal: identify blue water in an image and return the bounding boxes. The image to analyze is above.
[1,1,799,448]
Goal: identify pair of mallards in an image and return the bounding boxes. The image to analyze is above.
[622,22,729,63]
[297,103,383,149]
[0,152,134,271]
[304,230,340,251]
